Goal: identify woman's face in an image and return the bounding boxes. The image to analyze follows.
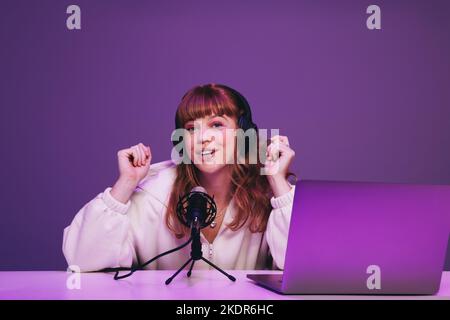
[184,113,238,174]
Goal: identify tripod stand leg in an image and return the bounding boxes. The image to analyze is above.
[165,258,192,285]
[187,259,195,277]
[201,257,236,282]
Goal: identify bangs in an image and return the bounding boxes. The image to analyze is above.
[175,85,241,128]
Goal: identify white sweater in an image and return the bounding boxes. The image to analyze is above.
[62,160,295,272]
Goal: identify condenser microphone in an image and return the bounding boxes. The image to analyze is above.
[176,186,217,230]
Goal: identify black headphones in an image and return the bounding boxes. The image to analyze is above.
[224,85,258,133]
[173,86,258,154]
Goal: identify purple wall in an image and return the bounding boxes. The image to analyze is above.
[1,0,449,271]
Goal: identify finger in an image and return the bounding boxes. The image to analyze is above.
[268,143,280,161]
[277,143,295,157]
[130,147,138,167]
[139,144,147,166]
[142,144,150,158]
[271,135,289,147]
[145,146,152,165]
[136,145,144,166]
[122,148,134,164]
[141,145,151,166]
[270,135,282,143]
[268,142,294,161]
[280,135,289,147]
[139,145,146,166]
[269,136,281,149]
[132,146,140,166]
[271,135,280,141]
[138,143,147,165]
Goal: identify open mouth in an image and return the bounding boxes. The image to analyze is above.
[200,149,216,160]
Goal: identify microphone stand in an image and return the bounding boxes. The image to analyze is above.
[165,222,236,285]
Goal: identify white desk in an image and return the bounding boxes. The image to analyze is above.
[0,270,449,300]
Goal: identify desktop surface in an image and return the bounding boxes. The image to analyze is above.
[0,270,449,300]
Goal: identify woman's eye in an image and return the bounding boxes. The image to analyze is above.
[186,126,195,132]
[211,122,224,128]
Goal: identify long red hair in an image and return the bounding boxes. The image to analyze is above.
[166,84,274,239]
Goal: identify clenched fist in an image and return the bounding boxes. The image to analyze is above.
[110,143,152,204]
[116,143,152,183]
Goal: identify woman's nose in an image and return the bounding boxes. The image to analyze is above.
[196,127,215,143]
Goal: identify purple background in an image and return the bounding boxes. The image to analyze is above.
[0,0,449,271]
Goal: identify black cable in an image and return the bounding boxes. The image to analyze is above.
[101,236,193,280]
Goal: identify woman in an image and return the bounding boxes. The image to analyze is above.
[63,83,296,272]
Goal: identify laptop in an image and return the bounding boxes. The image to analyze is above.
[247,180,450,295]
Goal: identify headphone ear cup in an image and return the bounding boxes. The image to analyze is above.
[238,116,247,131]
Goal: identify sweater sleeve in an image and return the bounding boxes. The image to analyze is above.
[265,185,295,270]
[62,187,138,272]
